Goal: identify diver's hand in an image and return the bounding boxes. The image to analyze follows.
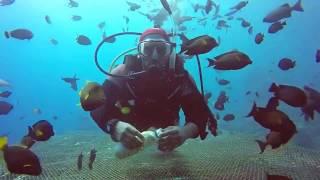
[157,126,187,152]
[114,121,144,150]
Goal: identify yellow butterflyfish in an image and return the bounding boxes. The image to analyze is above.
[0,136,8,150]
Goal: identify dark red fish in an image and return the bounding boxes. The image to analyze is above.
[278,58,295,70]
[76,35,91,45]
[268,21,286,34]
[247,102,297,134]
[255,33,264,44]
[68,0,78,8]
[88,148,97,170]
[230,1,248,11]
[20,136,36,149]
[160,0,172,15]
[77,152,83,170]
[28,120,54,141]
[223,114,235,121]
[0,101,13,115]
[0,91,12,98]
[208,51,252,70]
[269,83,307,107]
[181,35,218,55]
[2,145,42,176]
[45,15,51,24]
[204,92,212,104]
[4,29,33,40]
[216,78,230,85]
[214,91,228,111]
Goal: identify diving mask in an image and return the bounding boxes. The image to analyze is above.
[138,40,173,58]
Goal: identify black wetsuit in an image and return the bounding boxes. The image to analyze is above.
[90,55,216,140]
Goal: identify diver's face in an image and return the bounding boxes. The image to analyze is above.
[138,35,172,72]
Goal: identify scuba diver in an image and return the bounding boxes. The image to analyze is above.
[90,27,217,152]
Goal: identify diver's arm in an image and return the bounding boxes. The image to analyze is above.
[180,75,212,140]
[180,122,199,139]
[89,79,122,136]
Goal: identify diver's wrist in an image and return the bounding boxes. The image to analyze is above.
[105,119,120,142]
[182,122,199,139]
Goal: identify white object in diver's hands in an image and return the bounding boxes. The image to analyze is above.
[115,129,161,159]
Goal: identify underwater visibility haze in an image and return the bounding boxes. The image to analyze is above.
[1,0,320,179]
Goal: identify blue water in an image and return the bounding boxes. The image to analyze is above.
[0,0,319,145]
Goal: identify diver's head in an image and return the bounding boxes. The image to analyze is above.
[138,28,174,73]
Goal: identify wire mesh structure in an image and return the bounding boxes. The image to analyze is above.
[1,131,320,180]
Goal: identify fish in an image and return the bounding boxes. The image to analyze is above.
[216,20,231,30]
[68,0,78,8]
[214,91,228,111]
[98,21,106,30]
[102,32,116,43]
[62,74,79,91]
[256,131,283,153]
[76,35,91,45]
[0,0,15,6]
[247,102,297,134]
[50,38,58,45]
[72,15,82,21]
[52,115,58,120]
[127,1,141,11]
[205,0,213,14]
[88,148,97,170]
[278,58,296,71]
[79,82,106,111]
[160,0,172,15]
[77,152,83,170]
[263,0,303,23]
[224,10,238,17]
[248,26,253,35]
[300,86,320,121]
[192,3,205,13]
[207,113,218,136]
[237,18,251,28]
[211,1,221,20]
[0,91,12,98]
[230,1,248,11]
[178,25,187,31]
[180,35,218,55]
[175,15,195,26]
[204,92,212,104]
[255,33,264,44]
[123,16,130,24]
[207,50,252,70]
[316,49,320,63]
[32,108,42,115]
[266,174,292,180]
[0,79,10,87]
[0,136,42,176]
[0,101,13,115]
[268,21,286,34]
[4,29,34,40]
[223,114,235,121]
[27,120,54,141]
[216,78,230,86]
[269,83,307,107]
[20,136,36,149]
[45,15,52,24]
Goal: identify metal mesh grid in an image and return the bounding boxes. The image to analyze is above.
[1,131,320,180]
